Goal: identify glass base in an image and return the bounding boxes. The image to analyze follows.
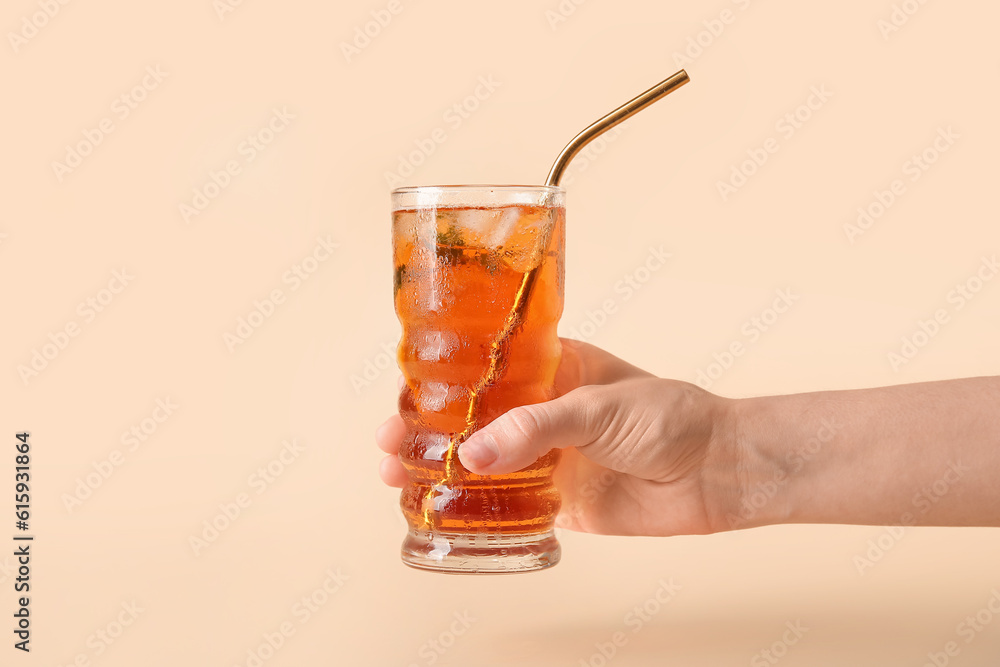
[401,529,560,574]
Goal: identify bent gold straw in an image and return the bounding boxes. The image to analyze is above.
[423,70,691,528]
[545,69,690,187]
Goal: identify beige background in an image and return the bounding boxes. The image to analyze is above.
[3,0,999,665]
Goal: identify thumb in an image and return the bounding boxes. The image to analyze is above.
[458,386,602,475]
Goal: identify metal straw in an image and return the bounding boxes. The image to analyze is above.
[546,69,690,186]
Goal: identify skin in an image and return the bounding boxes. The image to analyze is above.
[376,338,1000,536]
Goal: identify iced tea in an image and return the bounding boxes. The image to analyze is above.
[392,186,565,573]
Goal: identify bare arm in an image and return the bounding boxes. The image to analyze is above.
[721,376,1000,530]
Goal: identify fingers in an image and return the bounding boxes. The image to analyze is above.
[375,414,406,454]
[379,454,408,487]
[390,348,646,478]
[556,338,652,394]
[553,338,583,395]
[458,385,604,475]
[457,339,648,475]
[378,379,409,487]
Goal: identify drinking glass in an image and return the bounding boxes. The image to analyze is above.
[391,185,565,573]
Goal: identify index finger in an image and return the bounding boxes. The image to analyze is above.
[555,338,652,395]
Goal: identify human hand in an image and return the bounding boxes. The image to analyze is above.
[376,338,738,537]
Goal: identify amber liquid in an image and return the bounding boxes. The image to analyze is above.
[393,204,564,536]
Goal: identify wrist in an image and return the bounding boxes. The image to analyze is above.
[704,395,794,532]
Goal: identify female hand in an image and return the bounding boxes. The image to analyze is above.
[376,338,738,536]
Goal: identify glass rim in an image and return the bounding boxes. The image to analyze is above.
[391,184,564,196]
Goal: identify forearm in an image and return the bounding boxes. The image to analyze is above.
[717,377,1000,529]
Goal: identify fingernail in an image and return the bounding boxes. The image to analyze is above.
[460,434,499,469]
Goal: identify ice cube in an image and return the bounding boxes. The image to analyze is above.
[496,208,554,273]
[452,208,500,245]
[482,206,522,249]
